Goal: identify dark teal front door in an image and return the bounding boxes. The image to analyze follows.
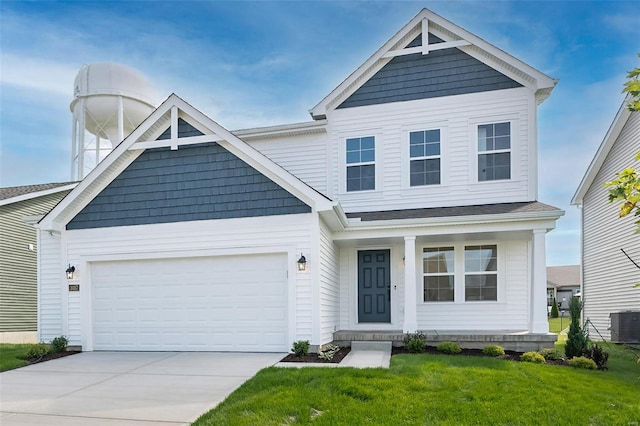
[358,250,391,323]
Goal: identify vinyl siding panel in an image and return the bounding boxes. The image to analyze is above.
[582,111,640,341]
[318,219,339,344]
[248,132,329,196]
[0,191,69,333]
[328,87,533,211]
[338,34,522,109]
[63,214,315,346]
[38,229,64,341]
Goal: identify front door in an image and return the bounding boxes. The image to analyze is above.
[358,250,391,323]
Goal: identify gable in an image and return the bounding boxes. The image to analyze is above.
[66,140,312,230]
[338,34,522,109]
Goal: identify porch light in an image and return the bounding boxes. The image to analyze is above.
[297,253,307,271]
[65,264,76,280]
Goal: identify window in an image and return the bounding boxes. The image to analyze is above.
[423,247,454,302]
[410,129,440,186]
[346,136,375,191]
[464,245,497,301]
[477,122,510,181]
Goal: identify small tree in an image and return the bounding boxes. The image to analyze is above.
[550,297,559,318]
[565,296,588,359]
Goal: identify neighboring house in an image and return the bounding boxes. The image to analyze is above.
[0,182,76,343]
[546,265,580,311]
[572,96,640,341]
[36,8,563,352]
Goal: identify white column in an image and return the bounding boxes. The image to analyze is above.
[403,236,418,332]
[531,229,549,333]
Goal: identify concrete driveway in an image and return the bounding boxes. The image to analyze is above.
[0,351,284,425]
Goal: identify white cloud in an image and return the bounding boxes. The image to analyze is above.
[0,54,77,97]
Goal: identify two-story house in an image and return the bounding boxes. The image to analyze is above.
[36,8,563,352]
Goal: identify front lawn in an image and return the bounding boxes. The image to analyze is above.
[0,344,31,372]
[194,345,640,425]
[548,316,571,333]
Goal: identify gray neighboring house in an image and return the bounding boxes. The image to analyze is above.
[547,265,580,311]
[572,95,640,341]
[0,182,76,343]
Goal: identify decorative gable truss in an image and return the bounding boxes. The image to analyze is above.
[310,8,557,119]
[39,94,341,232]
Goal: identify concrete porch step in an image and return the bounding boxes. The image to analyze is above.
[351,341,392,351]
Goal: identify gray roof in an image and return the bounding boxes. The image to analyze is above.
[547,265,581,289]
[346,201,561,221]
[0,182,76,202]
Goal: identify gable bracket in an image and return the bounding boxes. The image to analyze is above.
[382,18,470,59]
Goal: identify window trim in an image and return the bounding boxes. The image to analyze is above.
[409,129,442,187]
[469,117,519,185]
[422,246,455,303]
[463,244,498,302]
[340,131,382,195]
[401,123,448,190]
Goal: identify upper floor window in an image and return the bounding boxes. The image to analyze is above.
[477,122,510,181]
[346,136,375,191]
[423,247,454,302]
[410,129,441,186]
[464,245,497,301]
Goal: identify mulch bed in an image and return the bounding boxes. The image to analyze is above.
[280,347,351,363]
[22,351,81,365]
[392,346,568,366]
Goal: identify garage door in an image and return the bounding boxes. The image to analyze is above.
[91,253,288,352]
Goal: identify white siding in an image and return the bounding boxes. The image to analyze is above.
[582,111,640,341]
[318,219,339,344]
[327,87,534,212]
[248,132,329,196]
[38,230,63,342]
[61,214,315,348]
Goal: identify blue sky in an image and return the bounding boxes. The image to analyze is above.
[1,1,638,266]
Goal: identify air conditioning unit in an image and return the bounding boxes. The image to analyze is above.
[610,311,640,343]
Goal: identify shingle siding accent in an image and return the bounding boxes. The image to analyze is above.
[67,142,311,230]
[0,191,71,332]
[156,117,204,140]
[338,33,522,109]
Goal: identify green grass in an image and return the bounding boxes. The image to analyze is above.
[548,316,571,333]
[0,344,32,372]
[194,345,640,426]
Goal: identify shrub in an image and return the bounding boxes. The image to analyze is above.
[539,348,564,361]
[25,343,50,359]
[585,343,609,370]
[50,336,68,353]
[565,296,588,359]
[403,331,426,353]
[550,297,559,318]
[437,341,462,354]
[482,345,505,356]
[291,340,310,357]
[520,351,546,364]
[568,356,597,370]
[318,344,340,361]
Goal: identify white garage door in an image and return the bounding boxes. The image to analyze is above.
[91,253,288,352]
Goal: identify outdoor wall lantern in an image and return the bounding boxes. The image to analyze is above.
[65,264,76,280]
[297,253,307,271]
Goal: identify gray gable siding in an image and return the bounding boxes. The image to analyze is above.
[67,142,311,230]
[156,117,204,139]
[338,34,522,109]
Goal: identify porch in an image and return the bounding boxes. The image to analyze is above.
[333,329,557,352]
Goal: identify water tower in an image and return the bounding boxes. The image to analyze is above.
[70,63,157,180]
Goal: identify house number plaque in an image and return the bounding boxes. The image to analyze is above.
[68,284,80,292]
